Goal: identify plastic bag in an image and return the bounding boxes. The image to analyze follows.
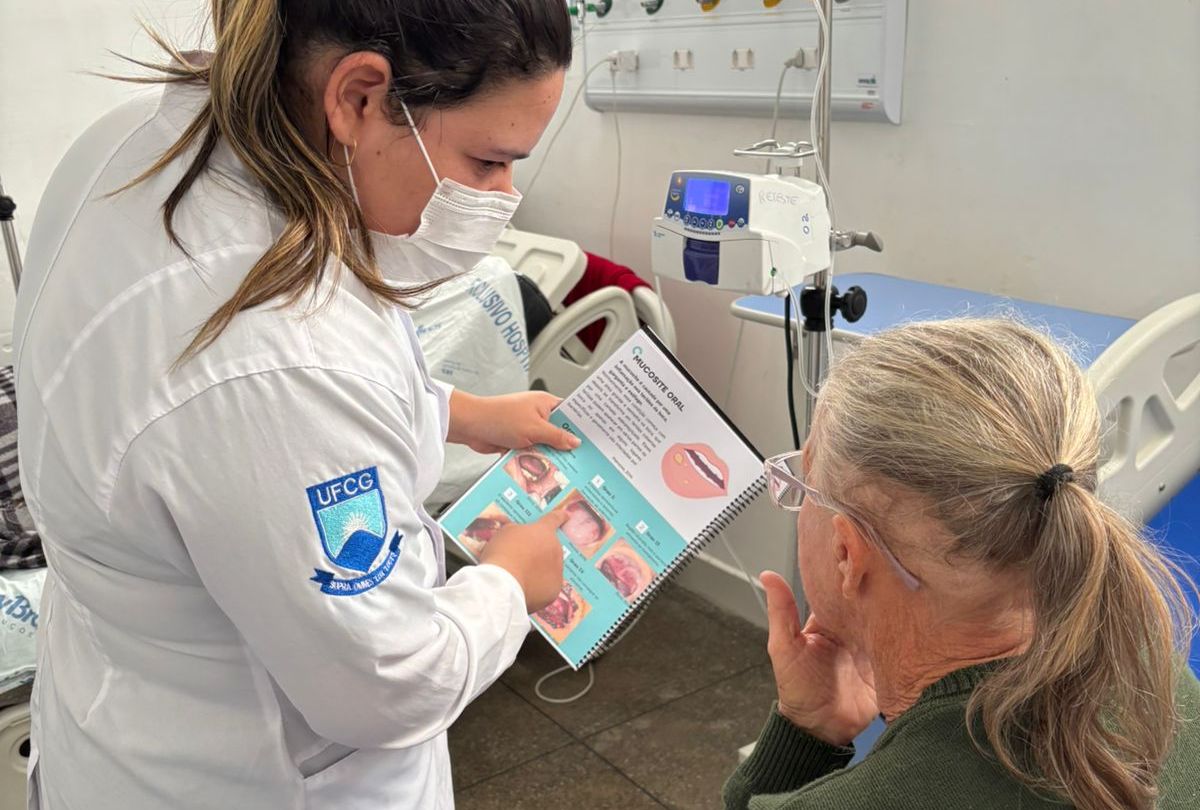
[412,258,531,506]
[0,568,43,694]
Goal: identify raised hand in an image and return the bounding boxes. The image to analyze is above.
[760,570,879,746]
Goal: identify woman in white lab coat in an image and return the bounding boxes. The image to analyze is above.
[13,1,576,807]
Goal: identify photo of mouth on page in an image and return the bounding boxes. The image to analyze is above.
[503,450,568,509]
[558,490,614,558]
[554,337,761,541]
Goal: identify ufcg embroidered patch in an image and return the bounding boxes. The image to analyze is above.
[307,467,403,595]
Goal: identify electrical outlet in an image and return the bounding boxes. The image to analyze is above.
[609,49,640,72]
[672,49,695,71]
[731,48,755,71]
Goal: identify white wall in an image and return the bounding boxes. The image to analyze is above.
[0,0,207,362]
[513,0,1200,624]
[1,1,1197,624]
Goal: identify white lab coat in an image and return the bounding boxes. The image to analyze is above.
[13,83,530,809]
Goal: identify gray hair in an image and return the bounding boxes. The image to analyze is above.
[816,317,1194,810]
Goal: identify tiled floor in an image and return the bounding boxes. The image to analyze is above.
[448,584,775,809]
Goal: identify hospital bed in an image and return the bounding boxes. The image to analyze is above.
[731,273,1200,527]
[491,226,676,396]
[732,274,1200,671]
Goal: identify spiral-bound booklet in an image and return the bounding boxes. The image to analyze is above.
[438,327,764,670]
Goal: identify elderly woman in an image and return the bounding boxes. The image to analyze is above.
[725,319,1199,810]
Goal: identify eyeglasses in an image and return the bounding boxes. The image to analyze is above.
[764,451,921,590]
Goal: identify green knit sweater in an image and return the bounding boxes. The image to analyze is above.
[724,664,1200,809]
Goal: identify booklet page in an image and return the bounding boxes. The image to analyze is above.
[439,331,761,667]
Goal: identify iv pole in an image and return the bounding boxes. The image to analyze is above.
[0,174,21,292]
[795,0,879,435]
[801,0,834,435]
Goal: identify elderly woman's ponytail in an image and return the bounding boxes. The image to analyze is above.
[972,480,1189,809]
[117,0,571,364]
[816,318,1195,810]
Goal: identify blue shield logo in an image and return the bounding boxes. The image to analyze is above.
[307,467,403,595]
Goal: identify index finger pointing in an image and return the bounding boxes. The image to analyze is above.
[538,508,570,529]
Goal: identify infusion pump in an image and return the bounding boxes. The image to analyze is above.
[651,171,831,294]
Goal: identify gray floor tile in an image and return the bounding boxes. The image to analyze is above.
[586,665,778,810]
[448,682,573,790]
[455,743,665,810]
[502,584,769,738]
[672,583,768,637]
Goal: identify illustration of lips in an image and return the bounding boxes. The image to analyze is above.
[516,452,550,483]
[662,443,729,498]
[463,516,507,544]
[538,585,580,629]
[563,499,606,547]
[599,553,644,599]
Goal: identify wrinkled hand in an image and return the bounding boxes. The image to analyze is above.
[761,570,878,746]
[448,391,581,455]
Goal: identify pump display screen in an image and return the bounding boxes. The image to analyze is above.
[683,178,731,216]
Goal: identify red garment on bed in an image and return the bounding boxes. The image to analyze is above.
[562,252,651,350]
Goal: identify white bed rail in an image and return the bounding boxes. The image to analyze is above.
[1092,292,1200,521]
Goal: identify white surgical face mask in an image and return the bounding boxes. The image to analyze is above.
[344,102,522,285]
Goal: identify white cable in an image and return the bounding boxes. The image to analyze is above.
[571,5,589,49]
[534,604,645,705]
[608,68,623,259]
[535,661,596,704]
[717,529,768,619]
[766,62,792,173]
[809,0,837,369]
[652,275,670,346]
[574,1,589,53]
[723,317,746,410]
[769,63,791,142]
[787,286,820,399]
[524,59,611,198]
[769,240,820,401]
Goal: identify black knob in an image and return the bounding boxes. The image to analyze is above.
[839,285,868,323]
[798,283,870,331]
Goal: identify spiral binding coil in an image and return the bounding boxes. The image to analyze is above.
[582,475,767,664]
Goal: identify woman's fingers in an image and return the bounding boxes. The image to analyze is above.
[537,508,569,529]
[526,419,581,451]
[801,613,830,637]
[534,392,564,415]
[760,570,802,648]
